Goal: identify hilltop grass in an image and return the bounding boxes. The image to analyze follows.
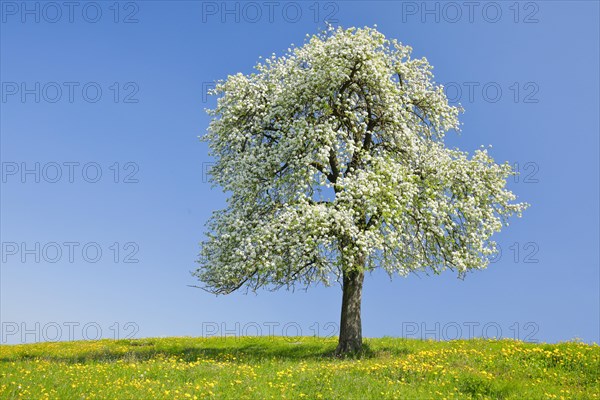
[0,336,598,399]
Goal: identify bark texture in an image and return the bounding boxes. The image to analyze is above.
[336,268,365,355]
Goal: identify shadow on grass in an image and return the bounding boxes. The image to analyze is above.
[0,338,414,364]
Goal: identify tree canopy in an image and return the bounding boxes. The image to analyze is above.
[195,25,527,296]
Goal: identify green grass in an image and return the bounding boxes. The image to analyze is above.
[1,336,598,399]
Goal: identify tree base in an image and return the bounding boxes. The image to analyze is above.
[335,338,363,356]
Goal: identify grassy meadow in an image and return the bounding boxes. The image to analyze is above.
[0,336,598,399]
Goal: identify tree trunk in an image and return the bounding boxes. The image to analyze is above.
[336,268,365,355]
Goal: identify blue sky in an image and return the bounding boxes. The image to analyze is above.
[1,1,598,344]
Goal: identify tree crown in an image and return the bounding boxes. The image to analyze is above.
[195,26,528,294]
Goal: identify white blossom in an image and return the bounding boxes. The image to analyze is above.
[194,26,528,294]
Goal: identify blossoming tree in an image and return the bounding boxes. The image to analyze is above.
[195,26,528,354]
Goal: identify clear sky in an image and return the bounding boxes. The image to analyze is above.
[1,1,598,345]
